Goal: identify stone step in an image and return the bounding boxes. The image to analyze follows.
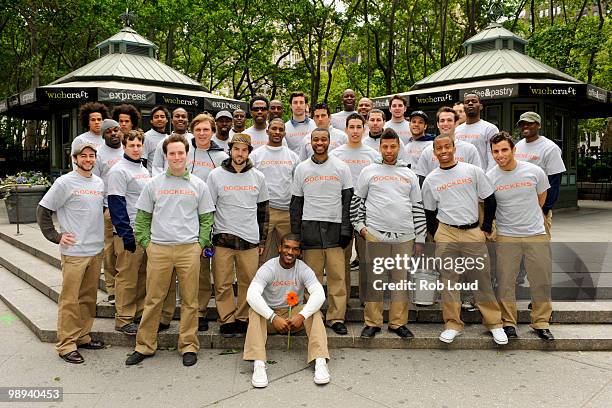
[3,266,612,351]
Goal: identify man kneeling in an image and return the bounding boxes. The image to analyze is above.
[244,234,330,388]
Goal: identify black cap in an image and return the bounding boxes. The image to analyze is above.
[409,110,429,124]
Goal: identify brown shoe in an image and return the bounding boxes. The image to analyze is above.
[60,350,84,364]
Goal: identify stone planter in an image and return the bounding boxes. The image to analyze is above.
[2,185,48,224]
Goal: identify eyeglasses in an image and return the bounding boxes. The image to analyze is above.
[251,107,268,112]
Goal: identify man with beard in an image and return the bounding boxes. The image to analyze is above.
[384,95,411,144]
[331,89,357,131]
[72,102,109,154]
[244,234,330,388]
[230,108,247,138]
[93,119,124,304]
[421,134,506,345]
[112,104,141,133]
[143,105,169,174]
[37,143,105,364]
[126,134,215,367]
[290,128,353,335]
[107,130,151,336]
[455,94,499,170]
[284,92,316,154]
[268,99,284,121]
[245,96,272,150]
[207,134,270,337]
[250,118,299,265]
[352,129,426,339]
[152,107,193,175]
[213,110,233,151]
[403,111,436,170]
[298,103,347,161]
[363,109,407,158]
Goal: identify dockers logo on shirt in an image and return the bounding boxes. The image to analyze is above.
[287,130,309,138]
[106,157,121,167]
[157,189,196,197]
[436,178,473,192]
[430,155,466,163]
[515,153,540,161]
[190,159,215,169]
[456,133,480,140]
[372,175,411,184]
[72,189,103,197]
[133,173,151,181]
[260,159,295,167]
[304,175,340,184]
[271,279,297,287]
[343,159,372,165]
[224,185,257,191]
[496,181,534,191]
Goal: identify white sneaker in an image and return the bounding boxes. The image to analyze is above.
[251,361,268,388]
[314,358,330,385]
[439,329,463,343]
[491,328,508,345]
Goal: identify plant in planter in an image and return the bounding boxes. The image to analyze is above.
[0,171,51,224]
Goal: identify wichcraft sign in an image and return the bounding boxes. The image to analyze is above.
[38,88,96,103]
[411,90,458,106]
[520,84,585,98]
[156,93,202,108]
[372,98,390,109]
[460,84,518,100]
[98,88,155,104]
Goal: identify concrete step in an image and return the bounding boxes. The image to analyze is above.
[3,266,612,351]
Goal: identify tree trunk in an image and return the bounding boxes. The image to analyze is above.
[165,25,176,67]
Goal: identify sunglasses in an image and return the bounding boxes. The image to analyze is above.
[251,107,268,112]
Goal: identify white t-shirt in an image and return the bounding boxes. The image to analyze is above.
[331,110,357,131]
[487,161,550,237]
[362,134,408,161]
[211,134,230,152]
[284,118,317,153]
[71,131,104,170]
[136,172,214,245]
[414,139,482,177]
[404,138,433,170]
[355,163,421,236]
[252,258,319,309]
[151,132,194,176]
[250,145,299,210]
[188,146,228,182]
[143,129,167,174]
[422,161,494,226]
[455,120,499,170]
[291,155,353,223]
[384,119,411,145]
[515,136,566,175]
[330,144,379,186]
[107,158,152,228]
[92,144,124,206]
[39,171,104,256]
[207,166,269,244]
[298,127,347,161]
[244,126,268,150]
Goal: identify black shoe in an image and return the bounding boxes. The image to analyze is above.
[198,317,209,332]
[329,322,348,335]
[158,322,170,332]
[233,320,248,337]
[360,326,381,338]
[77,340,105,350]
[528,302,533,310]
[503,326,518,339]
[116,322,139,336]
[220,322,235,338]
[534,328,555,341]
[133,316,142,324]
[388,325,414,339]
[350,259,359,270]
[107,295,115,305]
[182,352,197,367]
[60,350,84,364]
[126,351,150,365]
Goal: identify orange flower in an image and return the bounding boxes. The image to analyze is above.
[286,291,299,307]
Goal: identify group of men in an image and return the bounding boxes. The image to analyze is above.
[36,89,565,389]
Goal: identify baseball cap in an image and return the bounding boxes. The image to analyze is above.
[71,143,97,156]
[228,133,253,152]
[516,112,541,127]
[215,110,233,120]
[409,110,429,124]
[100,119,119,134]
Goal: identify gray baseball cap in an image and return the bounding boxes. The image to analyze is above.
[215,110,233,120]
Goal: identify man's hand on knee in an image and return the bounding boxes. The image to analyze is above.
[272,315,290,334]
[288,314,305,331]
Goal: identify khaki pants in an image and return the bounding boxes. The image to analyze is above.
[212,246,259,324]
[544,210,552,240]
[135,242,201,355]
[113,236,146,327]
[199,255,212,318]
[364,240,413,329]
[435,223,502,331]
[161,270,177,325]
[343,236,354,300]
[354,232,367,304]
[103,209,117,295]
[56,252,102,355]
[496,234,552,329]
[243,306,329,363]
[303,247,346,324]
[260,208,291,265]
